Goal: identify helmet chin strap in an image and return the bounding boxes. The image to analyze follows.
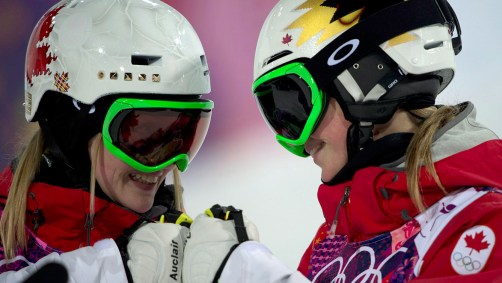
[324,132,415,185]
[326,49,406,160]
[346,122,374,160]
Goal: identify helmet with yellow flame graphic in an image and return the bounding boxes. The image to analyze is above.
[253,0,462,160]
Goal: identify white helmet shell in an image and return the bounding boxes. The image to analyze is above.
[25,0,210,121]
[254,0,456,89]
[382,25,454,76]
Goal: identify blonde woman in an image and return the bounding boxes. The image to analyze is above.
[0,0,213,282]
[182,0,502,282]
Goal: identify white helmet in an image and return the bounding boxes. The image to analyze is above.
[253,0,461,158]
[25,0,210,122]
[254,0,460,86]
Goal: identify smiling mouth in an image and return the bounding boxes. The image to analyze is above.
[130,173,159,185]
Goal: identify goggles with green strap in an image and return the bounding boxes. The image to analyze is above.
[252,0,461,158]
[102,98,213,172]
[252,62,326,157]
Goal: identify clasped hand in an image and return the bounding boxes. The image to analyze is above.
[125,205,259,283]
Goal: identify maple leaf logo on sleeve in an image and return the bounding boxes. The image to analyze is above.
[464,231,490,255]
[451,224,495,275]
[282,33,293,45]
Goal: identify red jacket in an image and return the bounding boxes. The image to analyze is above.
[0,165,141,271]
[298,139,502,282]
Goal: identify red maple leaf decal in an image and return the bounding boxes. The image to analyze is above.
[282,33,293,45]
[26,4,65,86]
[465,231,490,255]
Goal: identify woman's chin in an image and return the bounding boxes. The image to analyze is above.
[120,195,155,214]
[130,203,153,214]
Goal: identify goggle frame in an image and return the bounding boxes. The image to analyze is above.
[102,98,214,172]
[253,62,325,157]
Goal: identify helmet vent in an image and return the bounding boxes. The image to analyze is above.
[262,50,293,68]
[424,41,444,50]
[131,55,162,66]
[200,55,207,66]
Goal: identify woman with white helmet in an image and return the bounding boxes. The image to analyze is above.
[0,0,212,282]
[182,0,502,282]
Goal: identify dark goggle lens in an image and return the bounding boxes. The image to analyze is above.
[109,108,211,167]
[254,74,313,140]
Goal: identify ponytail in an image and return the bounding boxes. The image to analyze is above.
[405,105,461,212]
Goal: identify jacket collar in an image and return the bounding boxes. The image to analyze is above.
[1,166,143,252]
[29,181,141,251]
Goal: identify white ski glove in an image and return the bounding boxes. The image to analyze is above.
[182,205,260,283]
[0,239,126,283]
[127,222,189,283]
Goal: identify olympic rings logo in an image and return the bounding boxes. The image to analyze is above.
[452,252,482,272]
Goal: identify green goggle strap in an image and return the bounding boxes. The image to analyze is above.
[252,63,325,157]
[102,98,214,173]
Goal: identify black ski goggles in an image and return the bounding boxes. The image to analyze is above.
[252,62,325,157]
[102,98,213,172]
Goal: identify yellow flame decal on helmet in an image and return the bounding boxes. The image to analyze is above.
[288,0,363,47]
[384,32,418,48]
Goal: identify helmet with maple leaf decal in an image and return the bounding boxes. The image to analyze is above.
[25,0,210,122]
[23,0,213,175]
[252,0,462,158]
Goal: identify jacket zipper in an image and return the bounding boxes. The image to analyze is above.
[328,186,350,238]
